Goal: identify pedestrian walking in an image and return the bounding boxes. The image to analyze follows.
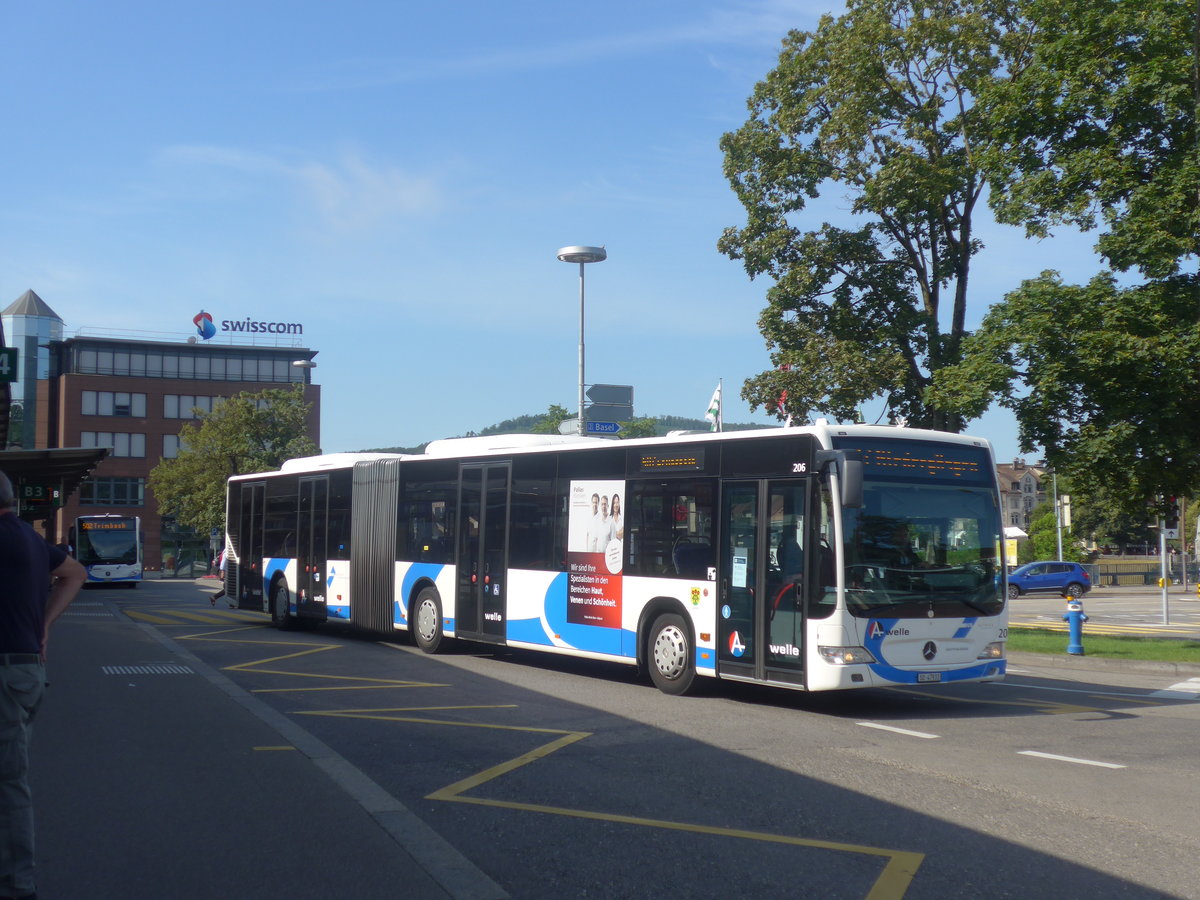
[0,469,86,900]
[210,544,231,608]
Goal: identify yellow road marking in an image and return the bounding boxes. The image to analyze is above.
[423,729,922,900]
[180,628,925,898]
[1010,619,1197,637]
[123,610,179,625]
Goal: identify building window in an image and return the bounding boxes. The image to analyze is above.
[82,391,147,417]
[164,395,221,419]
[81,431,146,458]
[79,477,145,506]
[163,434,184,459]
[72,344,307,383]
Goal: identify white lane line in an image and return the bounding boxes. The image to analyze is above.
[990,681,1159,699]
[1150,679,1200,699]
[858,722,939,739]
[1019,750,1126,769]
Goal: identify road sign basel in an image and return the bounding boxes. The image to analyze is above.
[585,421,622,435]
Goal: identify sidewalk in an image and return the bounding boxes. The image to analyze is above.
[30,599,486,899]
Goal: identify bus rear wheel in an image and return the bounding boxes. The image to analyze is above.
[413,587,444,654]
[270,581,294,630]
[648,613,695,695]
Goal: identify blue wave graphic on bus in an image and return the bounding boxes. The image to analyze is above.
[952,617,978,639]
[864,618,1004,683]
[396,563,446,627]
[507,573,630,657]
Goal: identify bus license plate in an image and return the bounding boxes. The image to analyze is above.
[917,672,942,683]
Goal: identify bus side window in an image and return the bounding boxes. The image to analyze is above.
[626,480,714,578]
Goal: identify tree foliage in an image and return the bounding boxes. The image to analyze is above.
[930,272,1200,516]
[981,0,1200,277]
[149,386,318,535]
[1022,501,1087,564]
[720,0,1028,430]
[529,404,573,435]
[932,0,1200,515]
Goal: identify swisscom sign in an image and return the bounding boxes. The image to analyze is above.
[192,310,304,340]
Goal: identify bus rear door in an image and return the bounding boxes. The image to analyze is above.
[456,462,510,642]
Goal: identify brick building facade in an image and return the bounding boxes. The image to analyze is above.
[3,292,320,574]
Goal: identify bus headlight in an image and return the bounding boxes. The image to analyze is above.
[977,641,1004,660]
[818,645,877,665]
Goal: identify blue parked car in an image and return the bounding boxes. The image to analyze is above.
[1007,561,1092,600]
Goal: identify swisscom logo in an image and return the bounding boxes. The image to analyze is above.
[192,310,304,341]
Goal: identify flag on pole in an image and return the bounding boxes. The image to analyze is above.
[705,381,723,432]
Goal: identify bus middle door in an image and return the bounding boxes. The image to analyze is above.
[456,463,510,642]
[718,479,809,686]
[297,475,330,622]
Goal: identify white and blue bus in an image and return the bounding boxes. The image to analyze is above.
[225,424,1007,694]
[74,514,143,586]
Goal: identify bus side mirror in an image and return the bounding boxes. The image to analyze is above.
[815,450,864,509]
[840,458,863,508]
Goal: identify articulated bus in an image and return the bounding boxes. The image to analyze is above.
[74,514,143,586]
[225,424,1007,694]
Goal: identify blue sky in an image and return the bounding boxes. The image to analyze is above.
[2,1,1105,461]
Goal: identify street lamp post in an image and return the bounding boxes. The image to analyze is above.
[1052,470,1063,560]
[556,245,607,435]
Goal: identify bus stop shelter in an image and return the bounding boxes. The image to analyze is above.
[0,446,108,525]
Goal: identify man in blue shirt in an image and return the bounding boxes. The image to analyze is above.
[0,469,86,900]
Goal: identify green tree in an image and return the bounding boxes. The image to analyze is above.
[530,404,573,435]
[1022,501,1084,563]
[149,386,318,534]
[618,418,658,439]
[933,0,1200,518]
[719,0,1029,430]
[981,0,1199,278]
[7,400,22,447]
[931,273,1200,517]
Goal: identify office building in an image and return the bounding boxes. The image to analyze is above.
[2,291,321,573]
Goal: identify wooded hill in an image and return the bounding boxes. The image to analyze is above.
[363,414,773,455]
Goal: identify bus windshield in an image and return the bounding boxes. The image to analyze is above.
[77,520,139,565]
[834,438,1004,619]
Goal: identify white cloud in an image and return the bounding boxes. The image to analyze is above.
[302,1,825,90]
[156,144,444,233]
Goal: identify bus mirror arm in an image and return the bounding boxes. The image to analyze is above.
[815,450,864,509]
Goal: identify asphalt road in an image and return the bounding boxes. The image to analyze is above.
[29,579,1200,899]
[1007,583,1200,641]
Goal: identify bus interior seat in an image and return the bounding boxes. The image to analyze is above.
[673,542,711,579]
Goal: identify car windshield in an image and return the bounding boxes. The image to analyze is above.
[839,481,1005,619]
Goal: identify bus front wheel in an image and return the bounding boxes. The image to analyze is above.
[648,613,695,695]
[270,581,294,630]
[413,587,444,654]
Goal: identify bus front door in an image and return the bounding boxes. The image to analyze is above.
[718,480,809,686]
[456,463,510,642]
[297,476,330,622]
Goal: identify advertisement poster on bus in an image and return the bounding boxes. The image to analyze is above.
[567,479,624,627]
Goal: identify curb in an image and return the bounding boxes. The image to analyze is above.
[1007,650,1200,677]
